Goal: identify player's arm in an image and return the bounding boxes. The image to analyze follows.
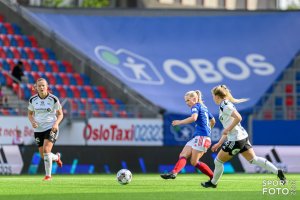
[28,110,38,128]
[210,118,216,129]
[52,108,63,132]
[172,113,198,126]
[208,112,215,129]
[222,110,241,135]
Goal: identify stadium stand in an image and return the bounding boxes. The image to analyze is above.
[253,55,300,120]
[0,14,134,118]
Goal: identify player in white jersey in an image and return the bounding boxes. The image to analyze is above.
[28,78,63,181]
[201,85,286,188]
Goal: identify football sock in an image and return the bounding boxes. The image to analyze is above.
[250,156,278,174]
[44,153,52,177]
[51,153,58,161]
[195,162,213,179]
[172,157,187,174]
[211,158,224,185]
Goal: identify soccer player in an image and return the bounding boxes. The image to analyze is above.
[160,90,215,180]
[28,78,63,181]
[201,85,286,188]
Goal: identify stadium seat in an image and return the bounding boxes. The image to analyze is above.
[9,47,21,59]
[48,60,59,72]
[27,36,38,47]
[3,72,13,87]
[14,35,25,47]
[55,85,67,98]
[24,47,35,59]
[11,23,21,35]
[28,60,39,71]
[69,85,81,98]
[17,47,28,59]
[31,48,42,59]
[3,23,14,34]
[45,72,56,85]
[30,71,41,81]
[0,34,10,46]
[83,86,94,98]
[0,59,10,71]
[24,71,35,84]
[73,73,84,85]
[22,60,32,71]
[78,86,87,98]
[58,73,70,85]
[7,35,18,46]
[275,96,283,106]
[67,73,77,85]
[38,48,49,60]
[34,60,46,72]
[64,85,74,97]
[285,84,293,94]
[56,61,66,72]
[22,35,32,47]
[3,47,13,58]
[45,48,56,60]
[0,47,6,58]
[285,96,294,107]
[61,61,73,73]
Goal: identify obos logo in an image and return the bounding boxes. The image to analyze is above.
[95,46,164,85]
[170,124,194,141]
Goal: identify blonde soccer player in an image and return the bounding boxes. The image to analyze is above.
[160,90,215,180]
[28,78,63,181]
[201,85,286,188]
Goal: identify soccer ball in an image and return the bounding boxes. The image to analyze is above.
[116,169,132,185]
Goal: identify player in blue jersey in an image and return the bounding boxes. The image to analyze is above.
[201,85,286,188]
[161,90,215,180]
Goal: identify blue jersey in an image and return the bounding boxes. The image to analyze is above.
[190,103,213,137]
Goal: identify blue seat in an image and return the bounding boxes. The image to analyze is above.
[28,60,39,71]
[11,24,21,35]
[57,61,66,72]
[3,47,13,58]
[275,96,283,106]
[22,36,32,47]
[0,24,7,34]
[67,74,77,85]
[64,86,74,98]
[7,35,17,46]
[0,59,10,71]
[24,72,35,84]
[78,86,87,98]
[45,48,56,60]
[31,48,41,59]
[17,47,28,59]
[0,72,6,85]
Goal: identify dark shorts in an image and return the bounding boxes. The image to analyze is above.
[222,137,252,156]
[34,129,59,147]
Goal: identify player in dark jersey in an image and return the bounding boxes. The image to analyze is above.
[28,78,63,181]
[161,90,215,180]
[201,85,286,188]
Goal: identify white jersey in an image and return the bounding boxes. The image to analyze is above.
[219,100,248,141]
[28,93,61,132]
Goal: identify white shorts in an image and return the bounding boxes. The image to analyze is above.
[186,136,211,152]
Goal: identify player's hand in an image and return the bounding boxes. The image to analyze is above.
[31,121,38,128]
[172,120,181,126]
[211,143,221,152]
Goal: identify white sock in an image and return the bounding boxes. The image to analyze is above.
[250,156,278,174]
[211,158,224,185]
[51,153,58,161]
[44,153,52,177]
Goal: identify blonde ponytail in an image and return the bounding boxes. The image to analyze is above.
[185,90,204,104]
[211,85,249,104]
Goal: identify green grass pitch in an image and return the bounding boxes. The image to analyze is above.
[0,174,299,200]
